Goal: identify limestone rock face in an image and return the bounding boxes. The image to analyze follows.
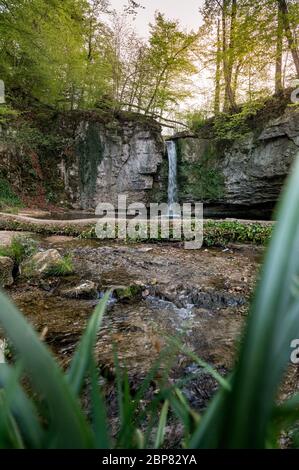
[20,249,63,278]
[177,107,299,207]
[0,256,14,287]
[59,117,165,209]
[221,108,299,205]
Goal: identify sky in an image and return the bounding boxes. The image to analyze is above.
[109,0,204,39]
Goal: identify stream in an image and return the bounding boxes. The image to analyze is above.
[3,236,299,444]
[8,239,260,392]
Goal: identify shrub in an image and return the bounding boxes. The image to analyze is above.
[185,110,209,133]
[213,98,267,142]
[45,254,74,277]
[0,235,37,264]
[0,178,22,210]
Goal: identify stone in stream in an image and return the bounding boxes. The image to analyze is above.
[61,280,98,300]
[0,256,14,287]
[113,284,143,302]
[0,340,5,363]
[20,249,64,278]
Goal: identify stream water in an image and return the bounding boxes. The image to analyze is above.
[4,236,299,445]
[9,238,261,388]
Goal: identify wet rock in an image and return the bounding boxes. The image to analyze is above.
[20,249,63,278]
[113,284,143,302]
[61,280,98,299]
[181,364,228,410]
[0,339,5,363]
[0,256,14,287]
[188,288,245,309]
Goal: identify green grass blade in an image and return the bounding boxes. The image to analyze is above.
[167,337,231,391]
[67,292,110,395]
[191,153,299,448]
[89,356,110,449]
[0,391,24,449]
[0,363,43,448]
[154,400,169,449]
[0,290,94,448]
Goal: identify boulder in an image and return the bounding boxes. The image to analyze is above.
[61,280,98,299]
[0,256,14,287]
[20,249,63,278]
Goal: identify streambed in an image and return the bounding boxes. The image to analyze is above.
[4,236,299,444]
[8,239,259,388]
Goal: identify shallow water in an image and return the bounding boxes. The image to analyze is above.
[9,240,261,378]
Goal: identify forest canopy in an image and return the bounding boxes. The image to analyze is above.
[0,0,299,124]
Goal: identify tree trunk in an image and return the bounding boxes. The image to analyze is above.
[222,0,237,112]
[275,2,284,93]
[232,59,241,101]
[214,18,221,115]
[278,0,299,77]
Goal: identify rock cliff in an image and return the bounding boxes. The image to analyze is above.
[59,114,165,209]
[0,110,166,210]
[175,107,299,217]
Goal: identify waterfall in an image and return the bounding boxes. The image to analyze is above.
[166,140,178,208]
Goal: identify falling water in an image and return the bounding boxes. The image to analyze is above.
[166,140,178,209]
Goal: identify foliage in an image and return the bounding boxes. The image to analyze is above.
[177,139,224,201]
[0,0,299,121]
[6,122,63,151]
[185,111,210,133]
[0,291,201,449]
[213,98,267,142]
[203,221,272,246]
[0,2,198,119]
[0,216,273,247]
[179,163,224,201]
[0,0,113,110]
[199,0,299,115]
[0,178,22,210]
[0,235,37,264]
[0,106,19,125]
[189,153,299,448]
[45,254,74,277]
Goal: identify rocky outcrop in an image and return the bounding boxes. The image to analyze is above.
[221,108,299,205]
[0,256,14,287]
[20,249,64,278]
[2,104,298,216]
[59,115,165,209]
[0,110,166,211]
[176,107,299,212]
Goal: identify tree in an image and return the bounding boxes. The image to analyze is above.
[144,13,198,116]
[275,1,284,93]
[0,0,114,109]
[278,0,299,77]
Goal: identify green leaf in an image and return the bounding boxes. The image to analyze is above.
[67,291,110,395]
[0,390,24,449]
[191,153,299,448]
[0,290,94,448]
[154,400,169,449]
[89,356,110,449]
[0,363,43,448]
